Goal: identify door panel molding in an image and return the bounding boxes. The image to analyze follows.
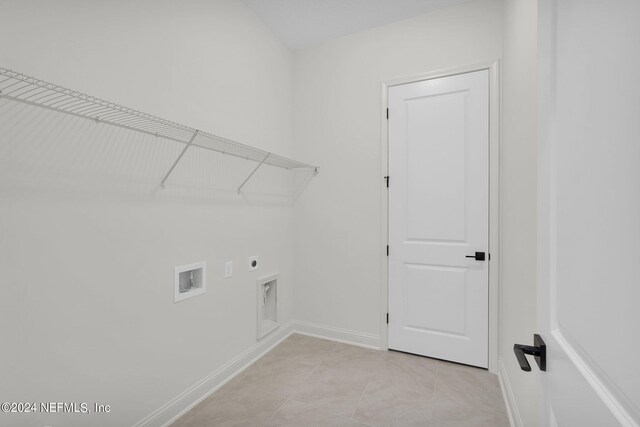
[552,329,637,427]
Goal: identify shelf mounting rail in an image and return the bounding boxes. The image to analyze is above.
[0,67,318,191]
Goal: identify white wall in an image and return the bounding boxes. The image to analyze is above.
[0,1,295,426]
[292,0,503,345]
[500,0,539,425]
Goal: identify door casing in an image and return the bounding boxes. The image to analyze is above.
[380,61,501,373]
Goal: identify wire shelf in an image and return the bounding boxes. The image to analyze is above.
[0,67,318,191]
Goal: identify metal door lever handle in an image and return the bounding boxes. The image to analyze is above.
[465,251,486,261]
[514,334,546,372]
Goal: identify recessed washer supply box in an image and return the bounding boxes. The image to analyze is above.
[174,262,206,303]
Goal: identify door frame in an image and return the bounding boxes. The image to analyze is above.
[380,61,501,373]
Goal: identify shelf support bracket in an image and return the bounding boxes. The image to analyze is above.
[160,131,199,189]
[238,153,270,194]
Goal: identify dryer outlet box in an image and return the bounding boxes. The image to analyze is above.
[257,273,279,340]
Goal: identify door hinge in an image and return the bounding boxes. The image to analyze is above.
[386,245,389,256]
[384,176,389,188]
[386,108,389,119]
[386,313,389,324]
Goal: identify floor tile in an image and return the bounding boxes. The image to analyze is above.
[288,373,369,417]
[324,341,385,365]
[188,375,287,427]
[172,335,508,427]
[170,414,195,427]
[431,396,510,427]
[264,334,337,367]
[264,399,369,427]
[435,361,506,415]
[352,382,435,427]
[239,356,317,398]
[368,350,438,397]
[290,349,382,416]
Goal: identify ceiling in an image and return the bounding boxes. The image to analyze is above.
[242,0,472,50]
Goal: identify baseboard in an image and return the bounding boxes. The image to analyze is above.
[291,320,384,350]
[133,322,294,427]
[134,320,383,427]
[498,358,523,427]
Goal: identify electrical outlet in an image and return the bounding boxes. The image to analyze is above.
[225,261,233,278]
[248,256,259,271]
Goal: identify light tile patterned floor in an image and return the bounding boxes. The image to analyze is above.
[172,334,509,427]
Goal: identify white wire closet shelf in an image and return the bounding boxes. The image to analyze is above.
[0,67,318,193]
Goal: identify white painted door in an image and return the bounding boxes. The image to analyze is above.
[388,70,489,368]
[537,1,640,425]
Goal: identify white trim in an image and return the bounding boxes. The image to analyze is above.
[133,323,294,427]
[552,329,639,427]
[488,61,502,375]
[383,61,500,88]
[380,61,501,373]
[498,358,523,427]
[292,320,384,350]
[379,80,390,351]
